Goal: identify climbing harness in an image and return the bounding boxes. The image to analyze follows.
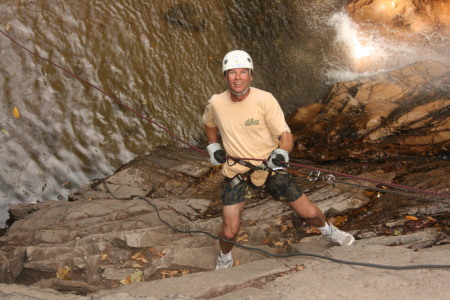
[2,29,450,271]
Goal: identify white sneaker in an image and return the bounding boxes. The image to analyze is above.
[325,224,355,246]
[215,255,233,269]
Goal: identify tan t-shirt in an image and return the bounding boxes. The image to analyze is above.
[203,87,290,184]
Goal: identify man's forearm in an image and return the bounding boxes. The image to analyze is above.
[205,126,219,144]
[279,131,293,153]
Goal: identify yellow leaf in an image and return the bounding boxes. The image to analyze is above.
[56,266,71,280]
[13,107,20,119]
[100,253,108,261]
[1,129,10,137]
[281,225,289,233]
[234,259,239,266]
[120,275,131,285]
[130,269,144,283]
[236,234,249,242]
[132,263,143,268]
[5,23,11,31]
[405,216,418,221]
[137,257,148,263]
[273,241,283,246]
[161,270,178,279]
[426,217,435,221]
[181,269,190,276]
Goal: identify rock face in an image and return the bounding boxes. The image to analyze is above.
[288,60,449,161]
[346,0,450,34]
[0,144,449,298]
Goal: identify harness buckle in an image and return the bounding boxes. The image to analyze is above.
[308,170,321,182]
[230,174,244,189]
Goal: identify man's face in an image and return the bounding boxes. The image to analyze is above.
[226,68,253,94]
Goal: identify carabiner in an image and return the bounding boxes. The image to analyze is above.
[308,170,321,182]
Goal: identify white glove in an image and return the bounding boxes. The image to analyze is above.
[267,148,289,170]
[207,143,226,165]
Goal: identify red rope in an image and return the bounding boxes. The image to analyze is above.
[1,29,448,199]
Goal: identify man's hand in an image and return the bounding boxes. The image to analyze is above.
[207,143,227,165]
[267,148,289,169]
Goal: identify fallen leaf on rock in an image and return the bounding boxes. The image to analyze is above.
[130,269,144,283]
[393,229,402,236]
[13,107,20,118]
[234,259,239,266]
[281,225,289,233]
[56,266,72,280]
[236,234,249,242]
[131,252,142,260]
[161,270,178,279]
[181,269,190,276]
[405,216,418,221]
[262,237,271,244]
[305,227,320,234]
[1,129,10,137]
[296,265,305,271]
[131,252,149,263]
[426,216,435,221]
[120,275,131,285]
[273,241,283,246]
[100,253,108,261]
[5,23,11,31]
[132,263,143,268]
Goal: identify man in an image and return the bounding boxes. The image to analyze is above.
[203,50,355,270]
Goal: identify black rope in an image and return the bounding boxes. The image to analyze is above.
[131,195,450,271]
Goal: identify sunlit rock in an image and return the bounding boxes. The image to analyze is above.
[288,60,449,161]
[347,0,450,34]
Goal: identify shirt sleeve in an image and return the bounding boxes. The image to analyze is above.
[264,94,291,137]
[202,102,216,127]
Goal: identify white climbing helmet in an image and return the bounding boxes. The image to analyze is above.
[222,50,253,73]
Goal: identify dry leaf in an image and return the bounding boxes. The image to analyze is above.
[100,253,108,261]
[56,266,71,280]
[181,269,190,276]
[405,216,419,221]
[1,129,10,137]
[281,225,289,233]
[273,241,284,246]
[236,234,249,242]
[426,217,435,221]
[131,252,142,260]
[120,275,131,285]
[5,23,11,31]
[296,265,305,271]
[262,237,271,244]
[130,269,144,283]
[132,263,143,268]
[305,227,320,234]
[13,107,20,118]
[234,259,239,266]
[161,270,178,279]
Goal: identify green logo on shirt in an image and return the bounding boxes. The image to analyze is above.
[245,118,260,126]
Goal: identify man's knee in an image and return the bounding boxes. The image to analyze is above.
[221,225,239,240]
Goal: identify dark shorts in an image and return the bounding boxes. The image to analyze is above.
[221,171,303,206]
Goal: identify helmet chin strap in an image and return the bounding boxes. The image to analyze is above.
[229,85,251,96]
